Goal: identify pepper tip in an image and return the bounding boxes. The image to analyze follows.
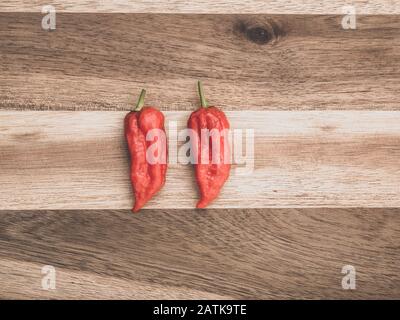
[196,199,209,209]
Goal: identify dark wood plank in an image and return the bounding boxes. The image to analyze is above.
[1,13,400,111]
[0,208,399,299]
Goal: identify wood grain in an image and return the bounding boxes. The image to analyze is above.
[1,13,400,110]
[1,5,400,300]
[1,1,400,14]
[0,208,399,299]
[1,111,399,209]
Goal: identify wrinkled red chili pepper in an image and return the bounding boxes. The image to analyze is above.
[124,89,167,212]
[188,81,231,208]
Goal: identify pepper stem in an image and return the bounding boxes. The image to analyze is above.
[197,81,208,108]
[134,89,146,111]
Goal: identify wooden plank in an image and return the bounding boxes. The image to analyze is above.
[0,208,399,299]
[1,13,400,111]
[1,111,399,209]
[1,1,399,14]
[0,259,229,299]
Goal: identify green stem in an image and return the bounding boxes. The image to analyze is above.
[134,89,146,111]
[197,81,208,108]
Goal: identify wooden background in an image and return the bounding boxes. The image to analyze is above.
[0,1,400,299]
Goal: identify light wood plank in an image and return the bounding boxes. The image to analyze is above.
[1,14,400,111]
[1,1,400,14]
[0,259,229,299]
[1,111,399,209]
[0,209,399,299]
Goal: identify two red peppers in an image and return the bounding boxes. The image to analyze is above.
[124,81,231,212]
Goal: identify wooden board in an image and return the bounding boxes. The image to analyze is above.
[1,14,400,111]
[0,208,399,299]
[1,111,400,209]
[1,1,400,14]
[1,6,400,299]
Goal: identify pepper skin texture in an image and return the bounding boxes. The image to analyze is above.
[124,90,167,212]
[188,82,231,208]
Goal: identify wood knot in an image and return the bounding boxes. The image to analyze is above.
[246,27,270,44]
[234,18,285,45]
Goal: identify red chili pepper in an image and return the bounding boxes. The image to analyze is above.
[188,81,231,208]
[124,89,167,212]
